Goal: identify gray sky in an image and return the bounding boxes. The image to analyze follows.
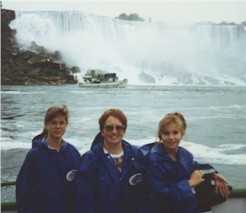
[2,0,246,24]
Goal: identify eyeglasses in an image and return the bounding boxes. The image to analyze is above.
[104,125,125,132]
[49,121,67,127]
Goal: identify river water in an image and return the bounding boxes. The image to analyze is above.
[1,84,246,201]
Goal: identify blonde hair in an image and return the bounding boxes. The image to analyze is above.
[158,112,186,140]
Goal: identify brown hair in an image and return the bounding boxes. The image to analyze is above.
[44,105,69,125]
[99,109,127,131]
[42,105,69,135]
[158,112,186,140]
[32,105,68,146]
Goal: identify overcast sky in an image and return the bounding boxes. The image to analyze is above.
[2,0,246,24]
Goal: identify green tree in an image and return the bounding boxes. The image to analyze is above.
[117,13,144,22]
[118,13,128,20]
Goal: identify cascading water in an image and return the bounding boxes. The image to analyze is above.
[10,11,246,85]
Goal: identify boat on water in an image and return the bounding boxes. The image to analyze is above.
[1,182,246,213]
[78,69,127,88]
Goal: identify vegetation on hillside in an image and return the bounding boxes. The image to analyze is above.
[1,9,79,85]
[116,13,144,22]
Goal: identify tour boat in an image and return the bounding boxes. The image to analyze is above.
[78,69,127,88]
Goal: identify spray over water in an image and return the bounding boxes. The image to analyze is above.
[10,11,246,85]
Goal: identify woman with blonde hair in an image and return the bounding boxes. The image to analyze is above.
[140,112,230,213]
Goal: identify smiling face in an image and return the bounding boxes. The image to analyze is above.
[160,122,183,153]
[45,115,67,140]
[101,116,126,147]
[158,112,186,154]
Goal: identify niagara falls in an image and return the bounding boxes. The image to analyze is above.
[9,10,246,86]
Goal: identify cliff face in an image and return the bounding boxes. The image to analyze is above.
[1,9,79,85]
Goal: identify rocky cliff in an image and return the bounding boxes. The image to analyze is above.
[1,9,79,85]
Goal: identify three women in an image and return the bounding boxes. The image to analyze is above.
[17,107,230,213]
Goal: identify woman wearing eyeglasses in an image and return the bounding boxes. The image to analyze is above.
[73,108,143,213]
[16,105,81,213]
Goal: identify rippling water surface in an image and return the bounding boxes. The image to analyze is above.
[1,85,246,193]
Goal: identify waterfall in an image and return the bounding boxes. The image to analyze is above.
[10,11,246,85]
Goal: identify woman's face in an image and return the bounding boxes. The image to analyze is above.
[101,116,125,146]
[45,115,67,140]
[160,122,183,152]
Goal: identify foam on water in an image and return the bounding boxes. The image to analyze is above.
[2,137,245,165]
[130,138,246,165]
[1,91,46,95]
[181,140,246,165]
[1,139,32,150]
[1,84,245,190]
